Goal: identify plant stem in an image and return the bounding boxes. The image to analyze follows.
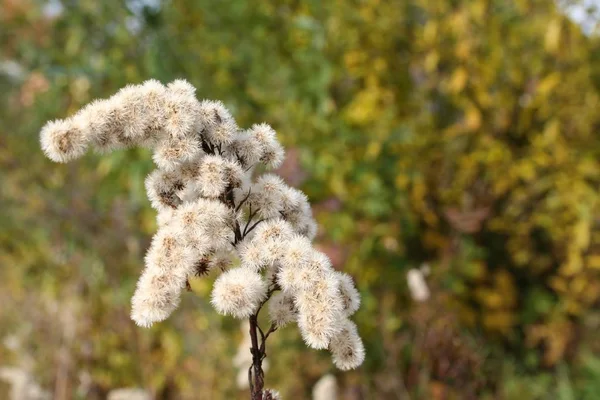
[248,314,264,400]
[247,288,278,399]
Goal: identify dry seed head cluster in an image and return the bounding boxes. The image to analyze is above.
[40,79,364,370]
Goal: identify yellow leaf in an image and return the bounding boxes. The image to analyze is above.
[483,311,515,334]
[423,21,438,45]
[586,255,600,270]
[477,290,504,309]
[545,19,562,54]
[395,173,409,189]
[570,276,587,294]
[465,106,482,131]
[365,141,382,160]
[574,218,591,249]
[543,118,560,143]
[449,67,468,93]
[425,51,439,72]
[559,254,583,276]
[537,73,560,97]
[549,276,568,293]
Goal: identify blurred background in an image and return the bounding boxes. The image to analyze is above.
[2,0,600,399]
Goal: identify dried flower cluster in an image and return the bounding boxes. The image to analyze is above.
[40,79,364,396]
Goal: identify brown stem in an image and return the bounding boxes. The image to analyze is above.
[243,205,258,235]
[245,218,265,237]
[247,288,278,400]
[249,314,264,400]
[236,188,252,212]
[201,138,214,154]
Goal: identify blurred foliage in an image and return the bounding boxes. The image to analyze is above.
[2,0,600,398]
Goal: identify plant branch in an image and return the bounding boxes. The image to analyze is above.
[244,218,265,237]
[247,287,278,399]
[236,188,252,212]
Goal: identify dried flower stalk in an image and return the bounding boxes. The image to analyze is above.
[40,79,364,398]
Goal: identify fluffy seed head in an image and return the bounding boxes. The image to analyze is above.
[303,219,318,240]
[40,118,89,162]
[208,251,232,273]
[196,156,243,198]
[261,140,285,169]
[144,227,200,279]
[295,271,344,349]
[238,240,269,272]
[113,84,153,142]
[252,219,294,243]
[263,262,280,287]
[145,169,185,211]
[124,79,168,146]
[172,198,234,250]
[248,123,284,168]
[286,250,331,292]
[279,186,304,216]
[211,267,267,318]
[276,236,317,293]
[197,155,227,198]
[249,174,286,219]
[156,208,175,227]
[140,79,167,126]
[171,200,207,239]
[249,123,276,145]
[337,272,361,317]
[198,100,237,144]
[75,98,137,153]
[74,99,112,151]
[98,96,134,149]
[279,235,313,269]
[163,79,199,138]
[268,292,297,328]
[152,136,202,171]
[284,192,318,239]
[198,201,236,251]
[223,159,244,189]
[228,131,263,168]
[329,319,365,370]
[130,266,185,327]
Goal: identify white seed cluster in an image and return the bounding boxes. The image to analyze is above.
[39,79,364,371]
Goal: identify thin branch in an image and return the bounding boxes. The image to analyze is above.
[201,138,214,154]
[254,287,279,333]
[259,323,278,354]
[235,151,246,168]
[243,205,260,236]
[236,188,252,212]
[244,218,265,237]
[263,324,277,342]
